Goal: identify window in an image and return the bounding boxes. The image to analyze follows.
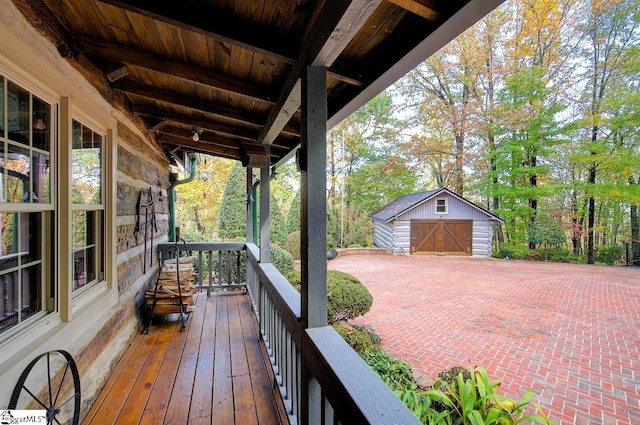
[435,198,448,214]
[0,75,53,333]
[71,120,104,292]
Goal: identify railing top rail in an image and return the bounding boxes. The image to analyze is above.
[305,326,422,425]
[157,241,246,254]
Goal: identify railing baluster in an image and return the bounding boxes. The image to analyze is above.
[207,250,213,296]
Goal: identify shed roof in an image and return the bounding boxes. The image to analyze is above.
[9,0,504,166]
[370,188,504,223]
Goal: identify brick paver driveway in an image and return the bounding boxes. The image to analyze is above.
[327,254,640,425]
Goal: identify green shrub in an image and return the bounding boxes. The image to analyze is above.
[351,323,381,344]
[283,231,301,261]
[270,243,295,276]
[495,244,529,260]
[333,323,373,356]
[363,348,415,391]
[531,247,572,262]
[595,245,624,265]
[286,270,373,323]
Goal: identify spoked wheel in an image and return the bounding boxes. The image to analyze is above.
[9,350,81,425]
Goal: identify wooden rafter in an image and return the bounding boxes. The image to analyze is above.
[96,0,299,65]
[112,80,266,127]
[385,0,439,21]
[134,106,259,141]
[74,35,278,104]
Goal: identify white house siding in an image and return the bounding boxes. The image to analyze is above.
[372,219,394,248]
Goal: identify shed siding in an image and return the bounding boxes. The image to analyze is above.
[472,220,493,256]
[372,219,394,248]
[396,193,489,222]
[393,220,411,254]
[390,194,494,256]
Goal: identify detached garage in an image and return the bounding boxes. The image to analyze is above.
[370,188,504,256]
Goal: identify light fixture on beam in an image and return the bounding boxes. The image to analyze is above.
[191,127,203,142]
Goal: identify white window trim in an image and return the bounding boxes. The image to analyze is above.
[435,197,448,215]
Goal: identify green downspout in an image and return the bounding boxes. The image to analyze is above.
[252,180,259,243]
[169,153,199,242]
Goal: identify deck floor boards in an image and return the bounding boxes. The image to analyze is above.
[82,291,285,425]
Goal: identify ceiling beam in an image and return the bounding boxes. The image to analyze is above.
[385,0,439,21]
[96,0,298,65]
[158,126,287,156]
[259,0,381,145]
[158,133,241,160]
[134,105,259,141]
[74,35,277,105]
[113,79,266,127]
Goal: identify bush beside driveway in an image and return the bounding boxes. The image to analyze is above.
[328,255,640,425]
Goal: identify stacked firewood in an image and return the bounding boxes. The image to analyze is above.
[146,256,197,315]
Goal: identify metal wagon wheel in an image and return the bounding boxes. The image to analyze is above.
[9,350,81,425]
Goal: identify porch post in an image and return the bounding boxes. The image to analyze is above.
[246,167,254,243]
[300,65,327,425]
[259,151,271,263]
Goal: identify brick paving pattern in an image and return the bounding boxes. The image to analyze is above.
[328,255,640,425]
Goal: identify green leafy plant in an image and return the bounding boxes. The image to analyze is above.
[363,348,415,391]
[286,270,373,323]
[595,245,624,265]
[333,323,373,356]
[351,323,381,344]
[423,366,554,425]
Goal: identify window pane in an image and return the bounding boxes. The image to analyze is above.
[23,213,41,263]
[32,152,50,203]
[0,270,19,331]
[32,96,51,151]
[22,264,41,320]
[5,144,30,203]
[86,246,96,283]
[72,211,87,249]
[0,213,42,333]
[6,82,29,146]
[72,122,102,205]
[0,212,18,259]
[0,213,41,267]
[73,249,86,291]
[72,210,102,291]
[72,120,81,150]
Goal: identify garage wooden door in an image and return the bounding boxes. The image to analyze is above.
[410,220,472,255]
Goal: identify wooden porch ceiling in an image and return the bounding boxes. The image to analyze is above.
[11,0,503,165]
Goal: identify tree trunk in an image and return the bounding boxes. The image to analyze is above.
[631,177,640,265]
[454,133,464,195]
[570,188,581,255]
[587,163,597,264]
[528,153,538,250]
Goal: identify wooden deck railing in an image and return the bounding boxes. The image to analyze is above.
[159,242,420,425]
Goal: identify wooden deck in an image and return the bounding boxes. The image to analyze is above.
[83,291,286,425]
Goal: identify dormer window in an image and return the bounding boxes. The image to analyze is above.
[435,198,448,214]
